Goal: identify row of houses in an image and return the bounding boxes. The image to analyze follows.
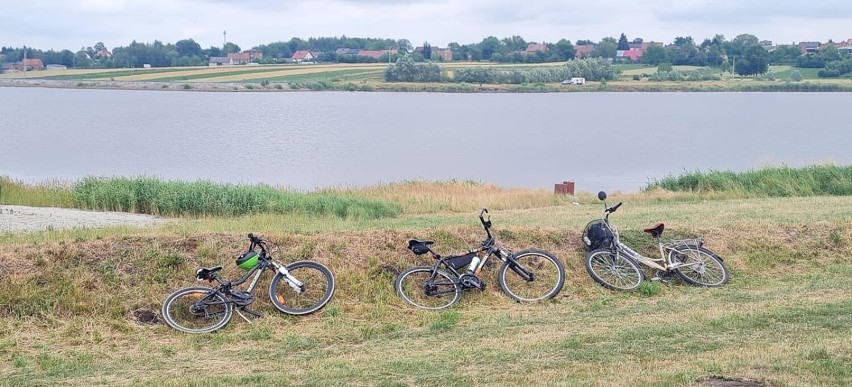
[1,58,45,72]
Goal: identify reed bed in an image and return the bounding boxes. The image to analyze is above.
[0,176,75,207]
[71,177,401,219]
[645,164,852,197]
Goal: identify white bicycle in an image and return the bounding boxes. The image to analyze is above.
[582,191,729,291]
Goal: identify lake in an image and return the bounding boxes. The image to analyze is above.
[1,87,849,193]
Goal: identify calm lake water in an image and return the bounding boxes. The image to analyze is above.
[1,88,850,193]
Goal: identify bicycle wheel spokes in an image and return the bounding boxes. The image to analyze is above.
[269,261,335,315]
[499,250,565,302]
[672,247,729,287]
[162,288,231,333]
[395,267,461,310]
[585,249,644,291]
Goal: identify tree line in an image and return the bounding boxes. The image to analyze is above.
[2,33,850,77]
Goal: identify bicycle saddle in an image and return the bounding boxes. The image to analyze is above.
[643,222,665,238]
[195,266,223,281]
[408,239,434,246]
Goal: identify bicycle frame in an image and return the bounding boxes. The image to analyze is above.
[598,206,706,273]
[422,209,535,291]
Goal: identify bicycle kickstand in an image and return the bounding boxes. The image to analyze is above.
[235,307,264,323]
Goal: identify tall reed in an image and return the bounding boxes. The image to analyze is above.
[69,176,402,218]
[645,164,852,197]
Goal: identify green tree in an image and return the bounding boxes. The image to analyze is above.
[480,36,502,60]
[642,45,669,65]
[501,35,527,52]
[822,46,841,62]
[73,50,92,68]
[769,45,801,65]
[617,33,629,50]
[223,42,241,54]
[175,39,202,58]
[788,69,803,82]
[735,45,769,76]
[551,39,575,61]
[592,37,617,58]
[422,41,431,60]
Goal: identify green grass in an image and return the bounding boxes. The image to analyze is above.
[645,164,852,196]
[146,67,292,82]
[255,69,382,83]
[1,180,852,385]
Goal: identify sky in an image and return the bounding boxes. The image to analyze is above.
[2,0,851,51]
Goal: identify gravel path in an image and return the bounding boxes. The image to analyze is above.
[0,205,167,234]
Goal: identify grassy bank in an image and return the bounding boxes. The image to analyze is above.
[645,164,852,197]
[1,195,851,385]
[4,62,852,93]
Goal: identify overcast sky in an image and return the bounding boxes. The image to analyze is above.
[2,0,851,51]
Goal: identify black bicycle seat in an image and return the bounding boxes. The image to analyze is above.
[195,266,223,281]
[201,266,223,273]
[408,239,434,246]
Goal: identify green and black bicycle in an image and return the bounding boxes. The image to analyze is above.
[162,233,335,333]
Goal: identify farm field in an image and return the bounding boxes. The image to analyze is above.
[5,62,849,92]
[1,173,851,386]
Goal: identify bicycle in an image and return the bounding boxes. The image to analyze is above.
[162,233,335,333]
[581,191,729,291]
[395,209,566,309]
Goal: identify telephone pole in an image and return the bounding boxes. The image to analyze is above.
[223,31,227,48]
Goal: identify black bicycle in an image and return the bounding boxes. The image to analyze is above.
[162,233,335,333]
[395,209,566,309]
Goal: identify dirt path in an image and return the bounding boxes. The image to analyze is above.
[0,205,167,234]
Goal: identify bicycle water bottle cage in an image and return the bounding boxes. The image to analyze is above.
[195,266,223,281]
[407,239,434,255]
[643,222,665,238]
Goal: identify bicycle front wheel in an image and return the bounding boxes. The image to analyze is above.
[161,287,232,334]
[584,248,644,291]
[269,261,335,315]
[670,245,729,287]
[395,266,461,310]
[498,249,565,302]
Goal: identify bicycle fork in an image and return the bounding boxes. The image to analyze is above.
[501,250,535,282]
[271,261,305,293]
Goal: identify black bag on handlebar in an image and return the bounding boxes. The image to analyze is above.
[582,220,614,251]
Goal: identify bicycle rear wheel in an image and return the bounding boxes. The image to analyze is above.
[584,248,644,291]
[162,287,232,334]
[670,245,729,287]
[269,261,335,315]
[498,249,565,302]
[395,266,461,310]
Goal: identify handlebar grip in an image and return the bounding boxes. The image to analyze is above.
[610,202,623,212]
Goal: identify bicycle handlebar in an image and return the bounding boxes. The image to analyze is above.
[247,233,268,253]
[607,202,623,213]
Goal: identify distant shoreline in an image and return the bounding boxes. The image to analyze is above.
[1,77,850,93]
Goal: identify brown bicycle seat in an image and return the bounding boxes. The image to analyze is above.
[643,222,665,238]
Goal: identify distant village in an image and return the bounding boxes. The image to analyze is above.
[2,36,852,72]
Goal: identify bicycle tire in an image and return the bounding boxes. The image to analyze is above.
[269,260,335,315]
[670,245,729,287]
[162,286,232,334]
[498,249,565,302]
[395,266,462,310]
[584,248,645,291]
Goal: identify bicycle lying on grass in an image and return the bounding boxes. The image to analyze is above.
[162,233,335,333]
[396,209,565,309]
[582,191,729,291]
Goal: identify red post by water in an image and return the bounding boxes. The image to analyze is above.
[554,181,575,195]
